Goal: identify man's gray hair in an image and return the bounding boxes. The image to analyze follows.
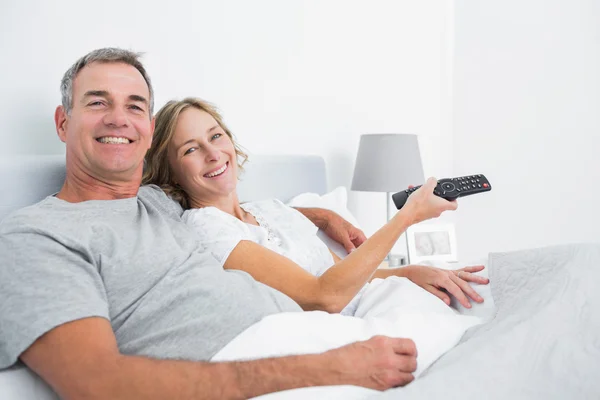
[60,48,154,117]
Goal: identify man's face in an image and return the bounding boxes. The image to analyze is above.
[56,62,154,183]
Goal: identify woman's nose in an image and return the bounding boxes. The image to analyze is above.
[204,145,221,162]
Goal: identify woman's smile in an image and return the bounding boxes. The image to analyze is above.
[204,161,229,178]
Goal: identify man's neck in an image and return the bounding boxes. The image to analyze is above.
[56,171,141,203]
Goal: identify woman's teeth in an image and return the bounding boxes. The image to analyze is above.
[97,137,131,144]
[204,163,228,178]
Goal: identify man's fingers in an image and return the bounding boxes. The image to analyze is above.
[351,230,367,247]
[391,372,415,387]
[393,355,417,374]
[391,338,417,357]
[423,284,451,306]
[342,239,356,254]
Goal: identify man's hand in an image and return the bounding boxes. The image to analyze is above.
[400,265,489,308]
[328,335,417,390]
[321,211,367,254]
[295,207,367,254]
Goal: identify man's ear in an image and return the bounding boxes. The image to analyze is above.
[55,106,68,143]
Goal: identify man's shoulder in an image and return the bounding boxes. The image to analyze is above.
[0,196,58,234]
[138,185,183,217]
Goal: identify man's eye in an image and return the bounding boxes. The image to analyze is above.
[184,147,196,156]
[89,101,104,106]
[129,105,144,112]
[211,133,222,140]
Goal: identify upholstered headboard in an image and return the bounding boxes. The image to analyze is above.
[0,154,327,222]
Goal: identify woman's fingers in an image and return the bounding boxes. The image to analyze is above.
[450,274,484,304]
[439,277,472,308]
[457,265,489,284]
[422,284,451,306]
[457,271,489,285]
[462,265,485,273]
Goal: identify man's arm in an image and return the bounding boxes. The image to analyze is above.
[295,207,367,253]
[22,318,417,400]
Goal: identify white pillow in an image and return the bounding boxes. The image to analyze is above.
[287,187,362,259]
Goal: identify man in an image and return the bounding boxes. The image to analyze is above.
[0,48,480,399]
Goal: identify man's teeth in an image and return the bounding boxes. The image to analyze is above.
[98,137,131,144]
[205,163,228,178]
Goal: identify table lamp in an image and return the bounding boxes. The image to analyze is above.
[351,133,425,264]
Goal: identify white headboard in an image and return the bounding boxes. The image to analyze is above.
[237,155,327,203]
[0,154,328,221]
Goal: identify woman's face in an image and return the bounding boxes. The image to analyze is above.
[167,107,238,205]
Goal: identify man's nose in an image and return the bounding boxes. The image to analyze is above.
[103,106,129,127]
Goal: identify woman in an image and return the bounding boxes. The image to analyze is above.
[143,98,488,315]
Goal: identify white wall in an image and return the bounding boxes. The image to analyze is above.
[0,0,453,246]
[453,0,600,260]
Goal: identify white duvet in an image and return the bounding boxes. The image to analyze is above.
[213,276,483,399]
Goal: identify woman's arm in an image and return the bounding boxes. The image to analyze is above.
[371,265,489,307]
[225,178,456,313]
[224,204,414,313]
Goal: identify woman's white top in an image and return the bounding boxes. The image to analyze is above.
[182,199,365,315]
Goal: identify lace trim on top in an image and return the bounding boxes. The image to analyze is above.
[240,203,282,247]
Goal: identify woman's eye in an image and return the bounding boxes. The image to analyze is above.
[211,133,222,141]
[184,147,196,156]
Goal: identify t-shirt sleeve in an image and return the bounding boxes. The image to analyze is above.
[0,226,110,369]
[182,208,251,267]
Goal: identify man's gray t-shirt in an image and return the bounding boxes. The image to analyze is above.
[0,185,301,369]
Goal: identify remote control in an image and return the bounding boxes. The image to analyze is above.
[392,174,492,210]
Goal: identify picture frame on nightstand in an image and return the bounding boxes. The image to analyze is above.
[406,223,458,264]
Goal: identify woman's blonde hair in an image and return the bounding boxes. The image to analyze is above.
[143,97,248,209]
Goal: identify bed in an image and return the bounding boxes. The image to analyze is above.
[1,155,599,400]
[0,153,329,399]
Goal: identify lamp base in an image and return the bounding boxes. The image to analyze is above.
[386,253,407,267]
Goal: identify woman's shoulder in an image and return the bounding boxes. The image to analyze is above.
[244,199,317,233]
[182,206,246,232]
[242,198,291,213]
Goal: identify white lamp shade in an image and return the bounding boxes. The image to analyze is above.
[351,134,425,193]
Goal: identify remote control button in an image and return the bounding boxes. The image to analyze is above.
[457,188,461,192]
[478,184,482,188]
[483,183,489,188]
[441,182,456,192]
